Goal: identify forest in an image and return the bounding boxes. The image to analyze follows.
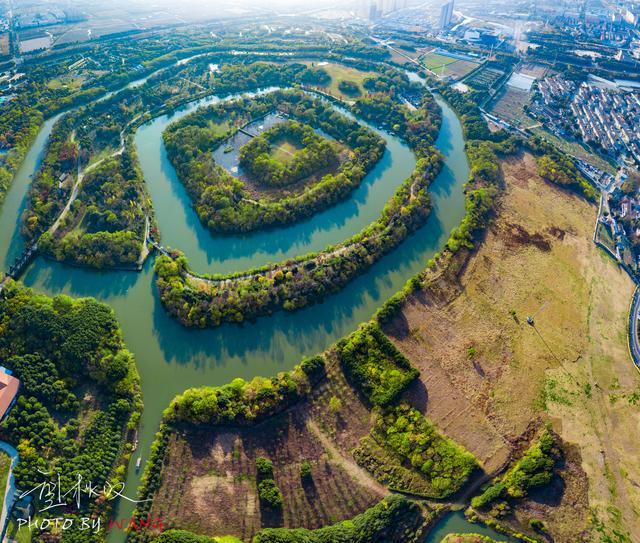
[163,356,325,425]
[238,120,340,187]
[155,146,439,328]
[37,149,149,269]
[163,89,385,233]
[156,82,444,328]
[0,282,141,542]
[336,322,419,407]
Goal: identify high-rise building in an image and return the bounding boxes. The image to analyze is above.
[439,0,454,30]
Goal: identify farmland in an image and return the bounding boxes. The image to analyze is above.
[489,87,535,128]
[421,50,479,79]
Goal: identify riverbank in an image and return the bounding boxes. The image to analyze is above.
[0,63,472,543]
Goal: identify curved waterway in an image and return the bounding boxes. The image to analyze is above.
[0,75,518,542]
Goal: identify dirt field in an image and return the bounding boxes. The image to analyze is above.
[148,355,387,541]
[489,87,535,129]
[385,152,639,541]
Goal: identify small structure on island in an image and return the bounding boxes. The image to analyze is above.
[0,368,19,421]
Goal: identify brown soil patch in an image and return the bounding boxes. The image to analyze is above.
[385,152,639,540]
[148,355,386,541]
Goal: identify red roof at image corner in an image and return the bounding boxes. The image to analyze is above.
[0,371,19,420]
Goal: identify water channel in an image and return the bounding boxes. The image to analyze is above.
[0,67,514,541]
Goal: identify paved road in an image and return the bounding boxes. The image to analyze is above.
[629,287,640,370]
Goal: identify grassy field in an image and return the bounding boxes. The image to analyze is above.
[420,51,479,79]
[302,61,375,101]
[46,74,85,91]
[421,52,458,70]
[385,152,639,541]
[271,138,301,163]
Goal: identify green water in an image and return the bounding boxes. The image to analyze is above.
[0,78,514,542]
[424,512,519,543]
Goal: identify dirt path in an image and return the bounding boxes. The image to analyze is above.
[306,419,389,498]
[49,115,141,236]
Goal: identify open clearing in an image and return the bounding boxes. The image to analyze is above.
[302,61,376,100]
[385,152,639,541]
[147,355,387,541]
[271,138,302,163]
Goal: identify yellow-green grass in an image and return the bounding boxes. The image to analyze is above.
[46,75,84,91]
[6,518,32,543]
[388,152,639,539]
[271,139,301,163]
[421,52,459,70]
[302,61,376,100]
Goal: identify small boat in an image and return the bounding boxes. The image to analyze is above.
[223,145,233,153]
[135,457,142,471]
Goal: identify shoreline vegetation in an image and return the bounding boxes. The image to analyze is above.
[154,86,443,328]
[162,89,386,233]
[15,56,413,271]
[0,281,142,537]
[134,82,593,542]
[0,36,609,543]
[129,320,477,542]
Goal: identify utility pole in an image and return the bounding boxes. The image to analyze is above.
[527,301,547,326]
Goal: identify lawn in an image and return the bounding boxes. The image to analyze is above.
[421,52,458,70]
[271,138,301,163]
[46,75,85,91]
[302,61,376,101]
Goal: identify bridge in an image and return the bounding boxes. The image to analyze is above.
[238,127,257,138]
[147,238,171,258]
[0,243,39,292]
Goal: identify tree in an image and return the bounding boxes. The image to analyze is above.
[300,461,312,480]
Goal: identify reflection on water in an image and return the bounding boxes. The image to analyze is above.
[135,89,418,273]
[0,83,470,541]
[424,512,520,543]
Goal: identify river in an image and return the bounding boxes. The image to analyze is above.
[0,72,512,542]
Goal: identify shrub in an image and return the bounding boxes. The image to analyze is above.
[471,428,560,510]
[258,479,284,510]
[300,461,312,480]
[337,322,419,406]
[256,457,274,480]
[369,404,478,498]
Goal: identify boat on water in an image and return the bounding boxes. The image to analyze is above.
[135,457,142,471]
